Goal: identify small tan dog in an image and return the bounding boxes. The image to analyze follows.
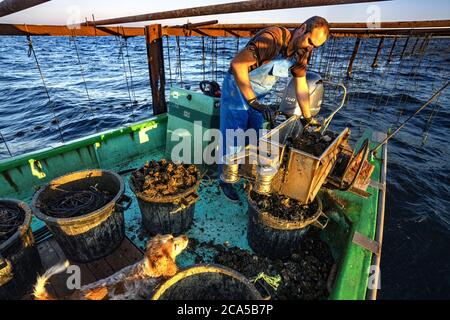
[33,234,188,300]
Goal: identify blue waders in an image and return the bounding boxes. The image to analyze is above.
[219,57,295,179]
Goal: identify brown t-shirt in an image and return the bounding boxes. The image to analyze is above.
[244,26,310,77]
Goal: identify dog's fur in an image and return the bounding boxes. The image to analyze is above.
[33,234,188,300]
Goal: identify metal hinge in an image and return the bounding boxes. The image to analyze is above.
[352,231,380,255]
[369,180,385,191]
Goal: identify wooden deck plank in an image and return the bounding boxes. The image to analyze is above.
[46,238,73,298]
[104,238,143,271]
[85,257,115,280]
[75,263,98,286]
[47,238,99,297]
[28,237,142,299]
[34,241,59,298]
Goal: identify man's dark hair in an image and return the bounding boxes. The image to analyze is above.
[304,16,330,38]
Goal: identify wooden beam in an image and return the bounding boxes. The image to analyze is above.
[197,19,450,30]
[84,0,390,26]
[1,22,449,38]
[0,0,50,18]
[331,19,450,29]
[163,26,255,38]
[145,24,166,115]
[0,24,144,36]
[347,38,361,77]
[163,26,450,38]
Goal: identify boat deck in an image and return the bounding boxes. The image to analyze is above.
[0,116,386,300]
[30,147,254,268]
[22,147,252,299]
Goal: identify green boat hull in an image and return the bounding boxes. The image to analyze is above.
[0,114,387,300]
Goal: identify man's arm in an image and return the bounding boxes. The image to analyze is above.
[230,49,258,102]
[293,76,312,119]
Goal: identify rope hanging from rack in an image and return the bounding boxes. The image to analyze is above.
[122,28,137,107]
[26,30,64,143]
[371,81,449,155]
[70,30,99,133]
[393,34,429,116]
[372,37,400,112]
[421,93,442,146]
[116,31,134,116]
[202,36,206,81]
[0,131,12,157]
[165,36,173,86]
[175,36,183,86]
[212,37,216,82]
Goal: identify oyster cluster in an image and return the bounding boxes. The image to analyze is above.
[131,159,199,198]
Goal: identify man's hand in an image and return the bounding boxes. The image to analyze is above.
[247,98,274,126]
[294,76,312,120]
[301,116,321,128]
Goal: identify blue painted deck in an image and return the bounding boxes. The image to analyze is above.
[112,148,252,267]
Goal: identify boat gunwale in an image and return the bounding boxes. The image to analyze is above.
[0,113,168,173]
[366,134,387,300]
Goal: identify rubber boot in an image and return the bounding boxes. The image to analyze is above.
[219,181,240,202]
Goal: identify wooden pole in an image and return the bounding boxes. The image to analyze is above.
[145,24,167,115]
[400,36,410,59]
[387,37,398,63]
[84,0,390,26]
[0,0,50,18]
[347,38,361,77]
[371,37,385,68]
[410,36,420,55]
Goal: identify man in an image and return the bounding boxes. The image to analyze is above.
[219,16,330,201]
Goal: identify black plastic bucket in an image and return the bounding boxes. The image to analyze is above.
[247,191,327,259]
[130,177,200,236]
[152,264,263,300]
[31,170,131,263]
[0,199,42,300]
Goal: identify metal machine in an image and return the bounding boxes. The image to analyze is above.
[279,72,324,118]
[221,74,374,204]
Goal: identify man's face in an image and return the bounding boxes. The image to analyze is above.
[298,26,328,50]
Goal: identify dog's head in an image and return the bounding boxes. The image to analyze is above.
[143,234,188,277]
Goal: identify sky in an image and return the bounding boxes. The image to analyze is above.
[0,0,449,26]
